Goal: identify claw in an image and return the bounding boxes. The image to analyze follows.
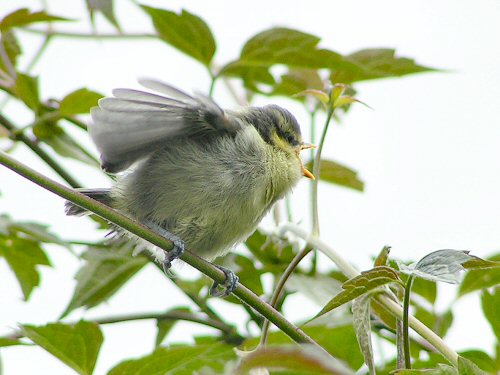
[144,221,185,274]
[210,265,239,297]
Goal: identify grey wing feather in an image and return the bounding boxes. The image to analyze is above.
[89,79,241,173]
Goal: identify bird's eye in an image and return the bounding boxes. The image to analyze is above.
[285,133,295,144]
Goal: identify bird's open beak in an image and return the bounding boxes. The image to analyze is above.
[297,143,317,180]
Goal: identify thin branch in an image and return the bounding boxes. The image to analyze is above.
[279,223,459,367]
[21,28,156,40]
[403,275,415,369]
[311,108,334,236]
[259,244,313,346]
[0,151,333,358]
[93,310,239,337]
[0,114,81,188]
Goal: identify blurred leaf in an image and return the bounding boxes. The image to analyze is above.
[481,288,500,341]
[305,159,364,192]
[108,343,235,375]
[14,73,40,110]
[459,350,498,374]
[33,121,99,166]
[86,0,120,31]
[295,89,330,104]
[61,247,148,318]
[374,245,391,267]
[0,215,65,245]
[221,64,275,92]
[462,256,500,270]
[398,249,473,284]
[236,345,346,374]
[0,8,69,32]
[392,366,457,374]
[155,307,191,347]
[244,324,363,370]
[459,254,500,297]
[331,48,436,84]
[287,273,343,307]
[0,236,51,300]
[0,30,21,71]
[21,321,102,375]
[314,266,402,319]
[245,230,295,272]
[371,298,397,330]
[272,69,324,99]
[411,277,437,304]
[457,356,489,375]
[414,306,453,338]
[222,27,346,71]
[141,6,215,67]
[0,337,30,347]
[352,295,375,375]
[59,88,103,116]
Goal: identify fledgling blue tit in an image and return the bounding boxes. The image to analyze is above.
[65,79,314,297]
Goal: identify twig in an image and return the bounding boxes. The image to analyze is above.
[21,28,155,40]
[279,223,459,367]
[0,114,81,188]
[0,151,331,356]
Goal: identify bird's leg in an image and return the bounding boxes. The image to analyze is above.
[209,265,239,298]
[144,221,185,274]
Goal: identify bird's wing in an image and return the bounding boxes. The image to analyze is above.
[89,79,241,173]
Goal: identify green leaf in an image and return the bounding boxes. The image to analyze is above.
[0,337,30,347]
[141,6,215,67]
[21,321,103,375]
[352,295,375,375]
[392,366,457,375]
[59,88,103,116]
[0,8,69,32]
[0,215,65,245]
[457,356,490,375]
[459,350,498,374]
[287,273,343,307]
[272,69,324,99]
[411,277,437,304]
[245,230,295,272]
[331,48,436,84]
[86,0,120,31]
[314,266,402,319]
[374,245,391,267]
[0,236,51,300]
[155,307,191,347]
[61,247,148,318]
[295,89,330,104]
[0,30,21,71]
[229,27,345,70]
[398,249,473,284]
[14,73,40,110]
[459,254,500,296]
[236,345,347,375]
[108,343,235,375]
[414,306,453,338]
[481,288,500,341]
[305,159,364,192]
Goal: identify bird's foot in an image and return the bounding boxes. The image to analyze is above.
[144,221,185,274]
[209,265,239,298]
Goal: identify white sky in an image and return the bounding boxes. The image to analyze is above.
[1,0,499,374]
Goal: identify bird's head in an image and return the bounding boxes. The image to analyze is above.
[243,105,315,179]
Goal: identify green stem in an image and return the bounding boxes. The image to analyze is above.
[208,74,217,97]
[0,114,81,188]
[308,109,318,274]
[21,28,155,40]
[0,151,327,354]
[259,244,313,346]
[403,275,415,369]
[280,223,459,367]
[93,310,238,337]
[311,108,334,236]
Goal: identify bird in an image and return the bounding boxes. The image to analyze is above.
[65,79,314,297]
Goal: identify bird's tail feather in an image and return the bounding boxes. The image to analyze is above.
[65,188,113,216]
